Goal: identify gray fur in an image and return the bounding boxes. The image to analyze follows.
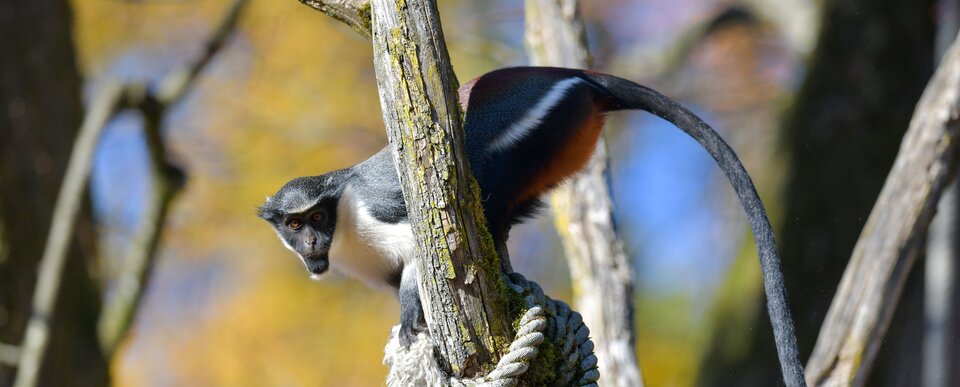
[350,148,408,224]
[258,148,421,344]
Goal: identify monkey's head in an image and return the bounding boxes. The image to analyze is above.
[258,174,342,279]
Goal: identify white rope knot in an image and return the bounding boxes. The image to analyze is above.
[383,272,600,386]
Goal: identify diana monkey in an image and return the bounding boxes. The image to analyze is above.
[258,67,806,386]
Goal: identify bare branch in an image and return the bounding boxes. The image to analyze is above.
[13,81,126,387]
[524,1,644,386]
[96,84,186,356]
[11,1,248,379]
[98,0,249,356]
[367,0,510,376]
[156,0,250,104]
[298,0,372,39]
[806,32,960,386]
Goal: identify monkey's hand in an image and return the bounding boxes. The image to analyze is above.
[398,265,427,347]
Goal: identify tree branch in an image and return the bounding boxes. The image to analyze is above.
[13,81,126,387]
[806,31,960,387]
[98,0,249,357]
[13,2,248,382]
[524,1,644,386]
[156,0,249,105]
[298,0,372,39]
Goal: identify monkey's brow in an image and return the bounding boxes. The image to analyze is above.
[283,198,321,214]
[286,199,333,216]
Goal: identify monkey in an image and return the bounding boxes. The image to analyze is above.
[257,67,805,386]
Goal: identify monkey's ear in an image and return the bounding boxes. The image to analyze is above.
[256,198,275,221]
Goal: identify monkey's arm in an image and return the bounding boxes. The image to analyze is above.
[397,264,426,347]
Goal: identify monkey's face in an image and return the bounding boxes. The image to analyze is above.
[258,176,340,279]
[274,205,336,277]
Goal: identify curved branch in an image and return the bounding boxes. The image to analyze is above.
[298,0,372,39]
[806,31,960,386]
[156,0,250,104]
[13,82,126,387]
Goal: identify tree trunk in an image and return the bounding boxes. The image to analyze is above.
[0,0,108,385]
[524,1,643,386]
[368,0,510,376]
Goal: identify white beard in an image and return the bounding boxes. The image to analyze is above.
[327,185,413,290]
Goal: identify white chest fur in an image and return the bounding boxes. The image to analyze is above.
[328,185,414,289]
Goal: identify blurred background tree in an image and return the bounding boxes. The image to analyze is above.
[699,0,936,386]
[1,0,108,385]
[0,0,955,386]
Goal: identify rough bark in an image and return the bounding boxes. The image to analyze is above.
[0,0,109,385]
[299,0,371,38]
[298,0,516,377]
[805,29,960,386]
[524,1,643,386]
[368,0,510,376]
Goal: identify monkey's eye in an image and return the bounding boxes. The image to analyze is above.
[287,219,302,230]
[310,210,326,224]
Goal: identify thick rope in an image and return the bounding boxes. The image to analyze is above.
[384,273,600,386]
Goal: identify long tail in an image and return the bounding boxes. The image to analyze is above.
[587,73,806,387]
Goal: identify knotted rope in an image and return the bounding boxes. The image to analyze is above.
[383,272,600,386]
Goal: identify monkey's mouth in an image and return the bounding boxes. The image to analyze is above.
[302,254,329,278]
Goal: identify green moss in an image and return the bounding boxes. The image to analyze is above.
[373,0,535,371]
[460,174,534,359]
[442,247,456,280]
[466,176,498,262]
[389,26,403,43]
[356,2,372,36]
[521,337,559,386]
